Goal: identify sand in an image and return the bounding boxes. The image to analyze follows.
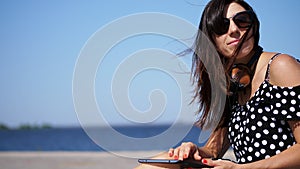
[0,150,235,169]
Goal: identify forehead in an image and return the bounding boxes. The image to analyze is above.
[226,2,247,18]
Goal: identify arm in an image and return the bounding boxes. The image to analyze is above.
[268,54,300,87]
[200,126,230,159]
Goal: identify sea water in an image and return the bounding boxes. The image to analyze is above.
[0,125,205,151]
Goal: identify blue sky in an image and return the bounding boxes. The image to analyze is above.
[0,0,300,127]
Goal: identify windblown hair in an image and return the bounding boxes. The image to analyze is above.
[191,0,260,129]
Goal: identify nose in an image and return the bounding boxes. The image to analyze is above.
[228,19,239,35]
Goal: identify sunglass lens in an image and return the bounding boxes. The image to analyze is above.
[234,11,253,28]
[214,18,230,35]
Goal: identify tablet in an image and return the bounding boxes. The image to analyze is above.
[138,158,213,168]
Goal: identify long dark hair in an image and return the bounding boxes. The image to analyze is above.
[192,0,260,129]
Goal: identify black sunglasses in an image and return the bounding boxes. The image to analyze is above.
[214,10,254,35]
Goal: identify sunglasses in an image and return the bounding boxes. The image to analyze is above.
[214,10,254,35]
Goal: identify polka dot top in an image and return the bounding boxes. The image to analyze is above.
[228,54,300,164]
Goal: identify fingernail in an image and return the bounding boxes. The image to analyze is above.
[174,155,178,160]
[202,159,207,164]
[184,154,188,158]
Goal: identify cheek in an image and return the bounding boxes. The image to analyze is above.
[216,44,233,59]
[239,38,254,57]
[238,29,255,56]
[214,37,229,56]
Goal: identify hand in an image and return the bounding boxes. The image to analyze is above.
[202,158,239,169]
[168,142,202,161]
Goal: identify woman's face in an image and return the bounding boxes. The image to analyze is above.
[214,2,254,62]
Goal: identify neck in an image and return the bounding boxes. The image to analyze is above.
[247,46,263,67]
[234,46,263,66]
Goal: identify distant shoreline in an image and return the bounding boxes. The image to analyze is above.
[0,123,53,130]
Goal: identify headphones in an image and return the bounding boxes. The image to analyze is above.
[229,46,263,93]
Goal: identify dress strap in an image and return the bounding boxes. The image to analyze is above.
[265,53,281,81]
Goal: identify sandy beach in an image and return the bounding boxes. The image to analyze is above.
[0,150,235,169]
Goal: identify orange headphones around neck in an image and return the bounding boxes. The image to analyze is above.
[229,46,263,94]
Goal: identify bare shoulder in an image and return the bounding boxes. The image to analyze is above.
[268,53,300,87]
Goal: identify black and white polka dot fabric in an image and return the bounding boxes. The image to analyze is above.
[228,55,300,164]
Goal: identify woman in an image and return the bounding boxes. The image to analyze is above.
[136,0,300,168]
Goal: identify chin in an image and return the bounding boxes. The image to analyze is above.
[242,45,253,54]
[236,43,254,59]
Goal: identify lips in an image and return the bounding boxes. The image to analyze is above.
[227,39,240,45]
